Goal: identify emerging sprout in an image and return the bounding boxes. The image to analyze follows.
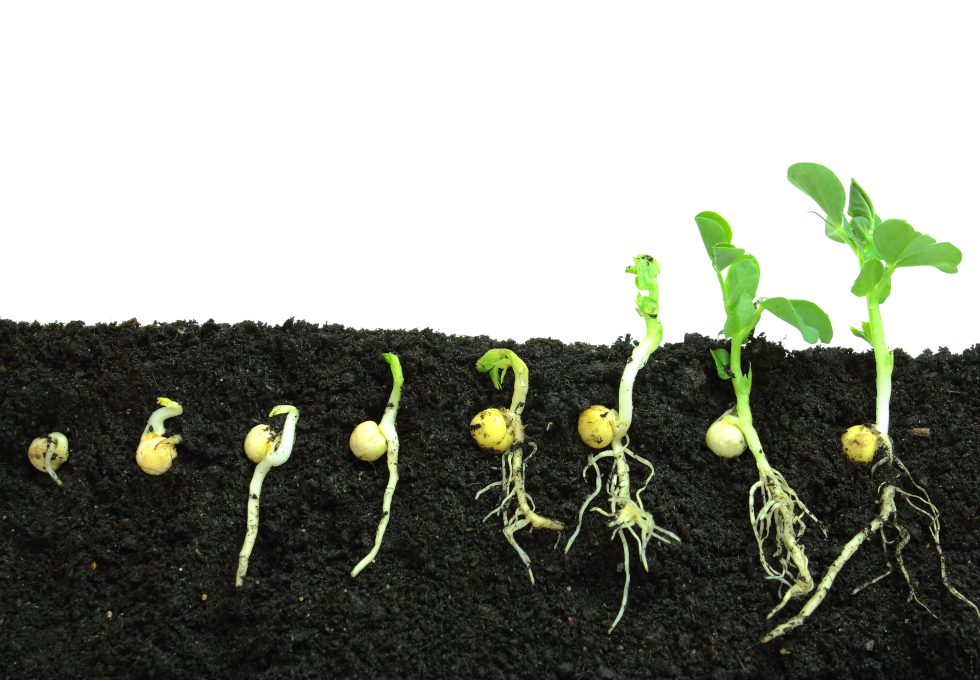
[472,348,563,584]
[135,397,183,475]
[762,163,978,642]
[695,211,833,621]
[236,404,299,588]
[705,412,747,459]
[350,353,404,577]
[28,432,70,486]
[840,425,878,464]
[565,256,679,633]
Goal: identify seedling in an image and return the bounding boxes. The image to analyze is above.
[763,163,978,641]
[565,255,679,633]
[28,432,69,486]
[349,353,404,577]
[135,397,183,475]
[236,404,299,588]
[470,348,563,584]
[695,212,833,619]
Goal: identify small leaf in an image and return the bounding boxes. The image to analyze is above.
[711,243,746,271]
[874,219,962,273]
[850,325,868,342]
[850,260,884,297]
[876,276,892,304]
[760,297,833,344]
[788,163,846,226]
[724,257,760,314]
[848,179,874,221]
[724,292,758,339]
[709,348,731,380]
[695,211,733,259]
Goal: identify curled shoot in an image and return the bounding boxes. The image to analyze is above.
[236,404,299,588]
[565,255,679,633]
[763,164,977,641]
[28,432,69,486]
[136,397,183,476]
[350,353,404,578]
[696,212,833,619]
[471,348,563,584]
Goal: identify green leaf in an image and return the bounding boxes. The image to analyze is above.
[724,257,760,311]
[850,325,867,342]
[724,292,758,339]
[709,348,731,380]
[627,255,661,318]
[848,179,874,221]
[876,276,892,304]
[711,243,746,271]
[873,219,962,273]
[850,260,885,297]
[695,211,732,259]
[760,297,833,344]
[788,163,846,226]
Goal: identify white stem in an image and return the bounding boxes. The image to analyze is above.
[351,375,402,577]
[236,457,272,588]
[235,406,299,587]
[144,402,183,437]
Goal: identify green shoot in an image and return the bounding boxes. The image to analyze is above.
[763,163,977,641]
[236,404,299,588]
[350,353,404,577]
[470,348,563,585]
[565,255,680,634]
[135,397,183,476]
[695,212,833,620]
[28,432,69,486]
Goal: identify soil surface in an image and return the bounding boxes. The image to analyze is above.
[1,320,977,679]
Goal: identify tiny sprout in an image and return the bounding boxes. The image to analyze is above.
[705,413,747,459]
[349,421,388,462]
[28,432,69,486]
[565,256,679,633]
[577,405,617,450]
[840,425,878,464]
[470,408,514,453]
[473,348,563,585]
[350,353,404,577]
[136,397,183,475]
[236,404,299,588]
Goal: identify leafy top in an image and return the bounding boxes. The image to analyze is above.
[695,211,833,346]
[787,163,961,307]
[626,254,660,319]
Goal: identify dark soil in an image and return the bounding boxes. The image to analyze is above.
[1,320,977,679]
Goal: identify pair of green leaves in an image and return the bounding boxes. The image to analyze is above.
[626,254,661,319]
[787,163,961,305]
[695,211,834,356]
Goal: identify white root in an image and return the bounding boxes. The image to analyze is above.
[236,405,299,588]
[749,463,818,619]
[764,446,980,642]
[351,355,404,577]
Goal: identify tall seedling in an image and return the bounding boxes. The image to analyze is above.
[763,164,979,641]
[696,213,833,620]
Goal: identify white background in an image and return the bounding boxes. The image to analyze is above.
[2,2,977,353]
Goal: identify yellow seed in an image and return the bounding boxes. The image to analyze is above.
[841,425,878,464]
[136,434,180,475]
[349,421,388,462]
[705,416,747,459]
[469,408,514,453]
[244,424,277,463]
[27,433,69,472]
[577,405,617,449]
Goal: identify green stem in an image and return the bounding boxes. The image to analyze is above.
[729,334,770,472]
[865,297,893,437]
[614,317,663,439]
